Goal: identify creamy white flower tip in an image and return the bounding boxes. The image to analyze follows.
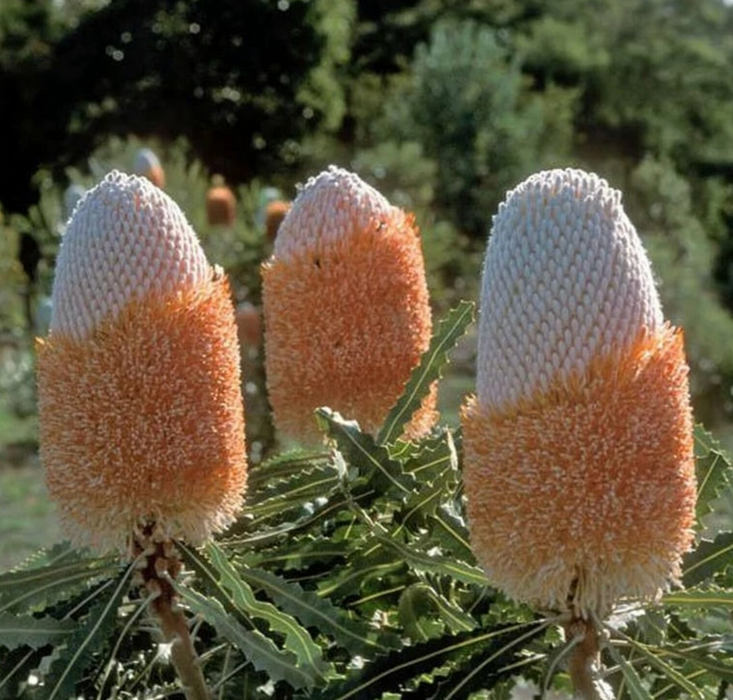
[477,168,663,411]
[50,171,210,341]
[134,148,161,174]
[63,184,87,220]
[273,165,395,262]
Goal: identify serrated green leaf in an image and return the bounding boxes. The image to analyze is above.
[317,543,406,601]
[682,531,733,586]
[658,647,733,683]
[205,543,330,683]
[0,552,118,614]
[378,300,475,445]
[398,583,477,642]
[403,429,458,481]
[242,535,348,573]
[605,627,704,700]
[604,641,653,700]
[0,613,78,651]
[239,566,398,655]
[175,582,317,689]
[248,449,330,491]
[43,563,135,700]
[374,532,487,587]
[309,620,548,700]
[426,508,474,562]
[250,463,337,506]
[663,588,733,607]
[694,424,733,536]
[8,542,77,572]
[316,408,415,496]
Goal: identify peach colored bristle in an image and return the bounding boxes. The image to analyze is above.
[462,168,696,617]
[262,166,435,442]
[38,171,246,553]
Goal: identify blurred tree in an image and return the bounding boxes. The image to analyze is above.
[377,19,545,238]
[0,0,333,213]
[0,0,63,212]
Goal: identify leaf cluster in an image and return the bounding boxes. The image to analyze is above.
[1,304,733,700]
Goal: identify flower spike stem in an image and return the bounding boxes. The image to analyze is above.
[134,530,211,700]
[564,617,605,700]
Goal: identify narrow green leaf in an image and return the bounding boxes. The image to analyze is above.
[426,508,474,562]
[0,553,118,614]
[604,641,653,700]
[378,300,475,445]
[0,613,78,651]
[374,532,487,587]
[205,543,330,683]
[663,588,733,607]
[175,582,317,689]
[682,531,733,586]
[44,563,135,700]
[606,628,704,700]
[694,424,733,535]
[316,543,406,601]
[243,535,348,573]
[8,542,77,572]
[659,647,733,684]
[398,583,477,641]
[316,408,415,496]
[310,620,548,700]
[240,566,398,655]
[248,449,330,491]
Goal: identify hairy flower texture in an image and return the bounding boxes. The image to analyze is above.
[262,166,436,442]
[462,169,696,617]
[38,171,247,553]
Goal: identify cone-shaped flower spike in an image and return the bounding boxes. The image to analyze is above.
[38,171,247,553]
[262,166,436,442]
[462,169,696,618]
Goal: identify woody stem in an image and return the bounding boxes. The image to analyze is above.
[564,617,603,700]
[135,530,211,700]
[152,589,211,700]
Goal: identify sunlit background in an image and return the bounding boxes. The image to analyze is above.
[2,0,733,567]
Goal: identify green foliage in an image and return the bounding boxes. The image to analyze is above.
[2,304,732,699]
[628,156,733,431]
[4,1,733,697]
[378,300,475,444]
[377,19,546,237]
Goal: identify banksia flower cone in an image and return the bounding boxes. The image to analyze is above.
[262,166,436,442]
[462,169,696,617]
[37,171,247,553]
[134,147,166,189]
[265,199,290,240]
[206,176,237,226]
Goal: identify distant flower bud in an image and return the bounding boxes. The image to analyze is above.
[236,301,262,348]
[38,171,247,553]
[134,148,166,188]
[206,177,236,226]
[265,200,290,240]
[262,166,436,442]
[462,169,696,616]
